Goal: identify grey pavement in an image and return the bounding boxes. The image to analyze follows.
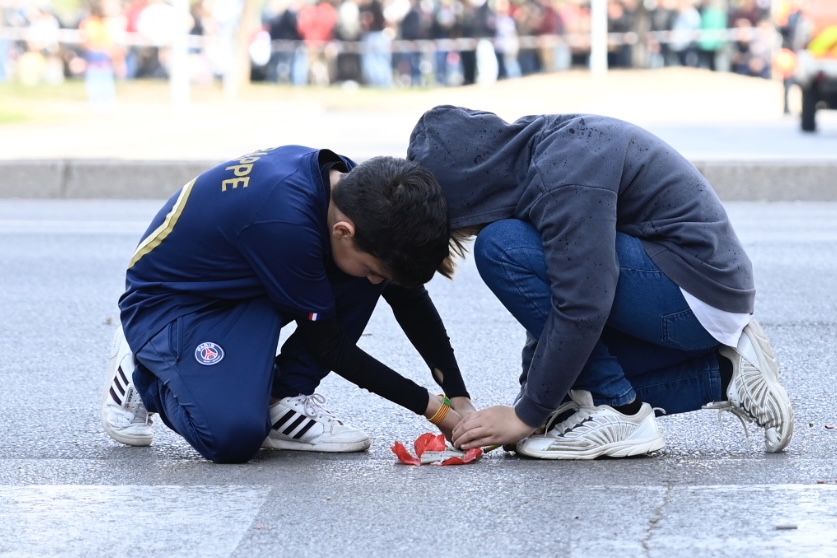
[2,68,837,200]
[0,199,835,556]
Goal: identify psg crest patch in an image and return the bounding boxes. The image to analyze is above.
[195,342,224,366]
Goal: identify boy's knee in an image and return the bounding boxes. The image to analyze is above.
[200,419,268,464]
[474,220,526,272]
[473,222,504,271]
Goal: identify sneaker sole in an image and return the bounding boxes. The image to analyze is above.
[101,328,153,447]
[103,423,153,447]
[262,438,371,453]
[722,320,794,452]
[516,435,665,460]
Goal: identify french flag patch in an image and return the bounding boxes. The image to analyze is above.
[307,312,320,321]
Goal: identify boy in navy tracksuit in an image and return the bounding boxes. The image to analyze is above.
[103,146,474,463]
[407,106,794,459]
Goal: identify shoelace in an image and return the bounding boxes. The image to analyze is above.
[124,386,151,426]
[703,401,751,437]
[550,404,597,436]
[542,400,580,435]
[300,393,338,422]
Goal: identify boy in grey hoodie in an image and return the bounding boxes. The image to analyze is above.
[407,105,793,459]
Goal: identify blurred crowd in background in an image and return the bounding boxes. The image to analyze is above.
[0,0,786,92]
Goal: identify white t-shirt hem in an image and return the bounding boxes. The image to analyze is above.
[679,288,751,348]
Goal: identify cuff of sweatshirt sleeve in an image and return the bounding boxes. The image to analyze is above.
[514,394,554,428]
[443,387,470,399]
[440,377,470,399]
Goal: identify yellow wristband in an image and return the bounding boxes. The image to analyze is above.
[429,403,451,425]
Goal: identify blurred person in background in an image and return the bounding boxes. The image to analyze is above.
[670,0,701,67]
[556,0,590,69]
[185,0,215,84]
[266,0,302,84]
[647,0,676,67]
[775,0,804,113]
[745,17,776,79]
[334,0,363,84]
[122,0,147,79]
[458,0,495,85]
[515,0,544,75]
[728,0,771,77]
[395,0,426,86]
[535,0,563,74]
[730,10,773,77]
[16,3,61,86]
[730,0,768,26]
[607,0,634,68]
[730,14,754,74]
[698,0,728,71]
[494,0,520,79]
[550,0,574,72]
[79,0,124,108]
[297,0,337,85]
[0,1,19,82]
[359,0,392,86]
[136,0,186,79]
[201,0,239,83]
[430,0,459,85]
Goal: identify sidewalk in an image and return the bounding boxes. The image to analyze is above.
[2,68,836,199]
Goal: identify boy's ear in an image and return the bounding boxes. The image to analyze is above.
[332,219,356,239]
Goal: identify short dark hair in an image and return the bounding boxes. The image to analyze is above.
[333,157,452,287]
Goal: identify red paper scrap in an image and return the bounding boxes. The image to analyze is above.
[391,433,484,466]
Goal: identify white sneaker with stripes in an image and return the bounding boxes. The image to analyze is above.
[262,393,371,452]
[102,328,154,447]
[704,319,794,453]
[515,390,664,459]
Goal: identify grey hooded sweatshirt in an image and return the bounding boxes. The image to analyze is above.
[407,105,754,428]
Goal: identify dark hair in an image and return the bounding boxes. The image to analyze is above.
[332,157,453,287]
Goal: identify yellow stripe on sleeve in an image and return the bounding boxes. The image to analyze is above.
[129,178,197,268]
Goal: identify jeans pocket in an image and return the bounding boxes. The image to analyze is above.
[661,308,716,351]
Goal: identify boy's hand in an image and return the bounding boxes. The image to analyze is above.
[450,396,476,418]
[451,405,535,450]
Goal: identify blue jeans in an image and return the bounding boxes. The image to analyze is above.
[474,220,723,415]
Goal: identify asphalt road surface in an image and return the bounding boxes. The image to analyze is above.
[0,200,835,557]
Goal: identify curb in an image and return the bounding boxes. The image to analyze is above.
[0,160,215,200]
[692,160,837,201]
[1,159,836,201]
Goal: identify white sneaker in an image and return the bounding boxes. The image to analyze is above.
[705,319,794,453]
[516,390,665,459]
[102,328,154,447]
[262,394,371,452]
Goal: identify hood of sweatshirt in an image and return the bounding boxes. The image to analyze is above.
[407,105,545,229]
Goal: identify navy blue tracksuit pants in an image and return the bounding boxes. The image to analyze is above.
[131,273,383,463]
